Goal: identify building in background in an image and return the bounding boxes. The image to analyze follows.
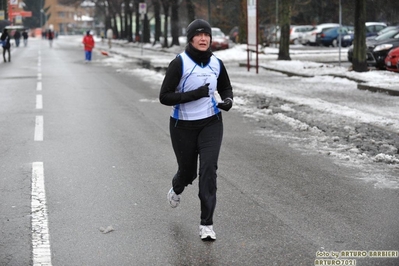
[44,0,96,35]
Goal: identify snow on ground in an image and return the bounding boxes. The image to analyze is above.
[59,36,399,188]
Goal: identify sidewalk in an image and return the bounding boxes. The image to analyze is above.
[99,39,399,96]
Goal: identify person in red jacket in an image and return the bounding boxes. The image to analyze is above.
[82,31,95,63]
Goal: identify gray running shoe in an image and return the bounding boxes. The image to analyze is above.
[199,225,216,241]
[167,188,180,208]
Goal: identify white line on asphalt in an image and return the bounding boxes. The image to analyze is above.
[31,162,52,266]
[38,52,41,71]
[38,73,42,81]
[36,95,43,109]
[36,82,42,91]
[34,116,44,141]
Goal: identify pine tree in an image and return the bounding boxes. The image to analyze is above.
[23,0,45,28]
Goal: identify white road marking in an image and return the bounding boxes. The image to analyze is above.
[37,81,42,91]
[31,162,52,266]
[36,95,43,109]
[38,73,42,81]
[34,116,44,141]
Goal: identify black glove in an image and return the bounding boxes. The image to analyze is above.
[192,83,210,99]
[217,97,233,111]
[180,83,209,103]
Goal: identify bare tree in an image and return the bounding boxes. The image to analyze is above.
[143,13,151,43]
[153,0,162,45]
[278,0,291,60]
[161,0,170,47]
[170,0,180,46]
[123,0,133,42]
[134,0,140,41]
[352,0,368,72]
[185,0,195,22]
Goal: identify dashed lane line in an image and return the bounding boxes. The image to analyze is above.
[36,95,43,110]
[34,116,44,141]
[31,162,52,266]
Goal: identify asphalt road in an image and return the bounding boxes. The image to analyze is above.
[0,38,398,266]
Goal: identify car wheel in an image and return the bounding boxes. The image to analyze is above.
[293,38,299,45]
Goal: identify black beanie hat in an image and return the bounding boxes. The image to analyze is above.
[186,19,212,42]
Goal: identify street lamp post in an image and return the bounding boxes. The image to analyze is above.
[339,0,342,66]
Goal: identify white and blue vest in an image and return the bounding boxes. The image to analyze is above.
[171,52,221,120]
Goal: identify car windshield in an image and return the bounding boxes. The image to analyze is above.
[212,29,225,37]
[375,29,399,41]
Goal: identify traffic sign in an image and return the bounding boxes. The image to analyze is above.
[139,3,146,14]
[11,11,32,17]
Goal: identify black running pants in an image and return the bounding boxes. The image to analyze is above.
[169,115,223,226]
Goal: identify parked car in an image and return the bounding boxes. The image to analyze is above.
[265,25,280,46]
[365,22,387,37]
[211,27,229,50]
[264,25,313,45]
[376,26,399,36]
[366,38,399,69]
[290,25,313,44]
[301,23,340,45]
[385,46,399,72]
[317,26,353,47]
[348,29,399,63]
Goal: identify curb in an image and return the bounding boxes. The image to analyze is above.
[357,84,399,96]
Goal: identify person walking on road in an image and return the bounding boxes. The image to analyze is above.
[47,29,54,47]
[82,31,95,63]
[159,19,233,241]
[22,30,28,47]
[14,30,21,47]
[106,28,113,49]
[1,28,11,63]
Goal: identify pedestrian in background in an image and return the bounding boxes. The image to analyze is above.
[1,28,11,63]
[82,31,95,63]
[47,29,54,47]
[106,28,113,49]
[159,19,233,241]
[22,30,29,47]
[14,30,21,47]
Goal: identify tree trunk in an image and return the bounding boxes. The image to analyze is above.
[126,1,133,42]
[153,0,162,45]
[353,0,368,72]
[119,14,124,39]
[278,0,291,60]
[143,14,151,43]
[134,0,140,42]
[239,0,246,44]
[170,0,180,46]
[185,0,195,23]
[112,13,118,38]
[161,0,170,48]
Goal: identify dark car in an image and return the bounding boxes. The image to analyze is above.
[317,26,353,47]
[368,38,399,69]
[347,29,399,64]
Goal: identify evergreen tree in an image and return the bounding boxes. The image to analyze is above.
[23,0,45,28]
